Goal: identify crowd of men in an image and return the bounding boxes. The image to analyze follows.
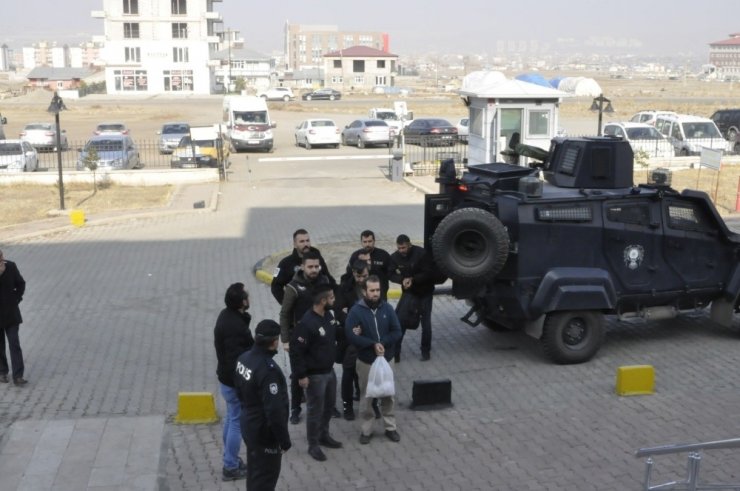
[213,229,442,489]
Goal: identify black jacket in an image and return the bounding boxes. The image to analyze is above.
[270,247,335,304]
[0,260,25,329]
[390,245,437,297]
[234,345,292,451]
[279,271,330,343]
[289,309,338,378]
[347,247,392,297]
[214,308,254,387]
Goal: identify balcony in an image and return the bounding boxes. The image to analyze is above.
[205,11,222,21]
[91,10,105,18]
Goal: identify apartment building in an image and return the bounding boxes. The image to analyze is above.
[93,0,224,94]
[323,46,397,91]
[284,22,389,72]
[709,33,740,79]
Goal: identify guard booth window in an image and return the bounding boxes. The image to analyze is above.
[500,109,522,148]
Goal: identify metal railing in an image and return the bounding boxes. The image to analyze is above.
[400,135,468,176]
[636,437,740,490]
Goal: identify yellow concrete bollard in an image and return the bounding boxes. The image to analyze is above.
[174,392,219,424]
[70,209,86,227]
[616,365,655,396]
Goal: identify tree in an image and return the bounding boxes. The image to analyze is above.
[234,76,246,93]
[83,145,100,193]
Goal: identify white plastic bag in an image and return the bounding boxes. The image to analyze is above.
[365,356,395,398]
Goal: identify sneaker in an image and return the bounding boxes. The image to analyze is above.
[222,466,247,481]
[290,408,301,425]
[331,407,341,419]
[372,399,381,419]
[385,430,401,443]
[318,435,343,449]
[13,377,27,386]
[308,445,327,461]
[359,433,372,445]
[0,374,8,383]
[343,404,355,421]
[420,352,431,362]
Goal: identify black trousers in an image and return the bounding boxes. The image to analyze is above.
[247,445,282,491]
[0,324,24,379]
[305,372,336,446]
[290,374,303,412]
[341,345,359,404]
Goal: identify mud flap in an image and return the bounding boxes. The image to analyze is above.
[460,304,483,327]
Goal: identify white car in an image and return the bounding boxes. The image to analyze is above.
[456,118,469,142]
[257,87,294,102]
[0,140,39,172]
[603,122,675,159]
[629,110,677,126]
[294,119,341,149]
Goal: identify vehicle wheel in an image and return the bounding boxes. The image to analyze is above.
[541,311,605,364]
[305,141,312,150]
[306,95,312,101]
[735,141,740,155]
[358,138,365,149]
[432,207,509,281]
[329,95,335,101]
[283,95,290,102]
[679,148,689,156]
[295,136,300,147]
[333,144,339,149]
[341,135,347,146]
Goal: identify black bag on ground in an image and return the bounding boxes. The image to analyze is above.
[396,293,421,330]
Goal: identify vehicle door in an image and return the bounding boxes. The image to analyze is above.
[349,121,361,143]
[669,121,684,155]
[296,121,306,144]
[22,142,38,171]
[602,199,677,295]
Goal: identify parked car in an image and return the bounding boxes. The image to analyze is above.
[94,122,130,135]
[404,118,458,146]
[456,118,469,143]
[0,114,7,139]
[170,126,229,168]
[341,119,391,148]
[603,122,674,159]
[157,122,190,154]
[257,87,294,102]
[0,140,39,172]
[294,119,341,149]
[710,109,740,153]
[19,122,68,152]
[77,135,141,170]
[654,114,728,156]
[301,88,342,101]
[630,110,677,126]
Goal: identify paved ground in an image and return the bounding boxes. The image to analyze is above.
[3,152,740,490]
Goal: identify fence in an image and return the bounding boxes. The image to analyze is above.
[398,135,469,176]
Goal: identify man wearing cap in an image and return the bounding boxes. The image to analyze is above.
[234,320,291,490]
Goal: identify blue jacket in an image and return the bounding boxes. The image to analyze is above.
[344,299,402,364]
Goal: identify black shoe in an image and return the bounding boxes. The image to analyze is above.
[372,399,381,419]
[318,435,343,449]
[331,407,341,419]
[222,466,247,481]
[343,403,355,421]
[359,433,372,445]
[385,430,401,443]
[420,352,430,361]
[0,374,8,383]
[308,445,327,461]
[13,377,27,386]
[290,408,301,425]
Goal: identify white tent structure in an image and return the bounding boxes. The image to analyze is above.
[556,77,602,97]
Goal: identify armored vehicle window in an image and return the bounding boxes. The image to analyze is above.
[667,204,711,232]
[607,205,650,226]
[559,147,579,175]
[536,205,592,222]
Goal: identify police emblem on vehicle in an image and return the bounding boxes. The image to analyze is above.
[269,383,278,395]
[623,245,644,270]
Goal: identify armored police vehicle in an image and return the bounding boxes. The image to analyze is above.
[424,137,740,364]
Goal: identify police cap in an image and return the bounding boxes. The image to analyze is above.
[255,319,281,338]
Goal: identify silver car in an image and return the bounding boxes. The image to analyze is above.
[341,119,391,148]
[158,122,190,154]
[77,135,141,170]
[20,122,69,152]
[0,140,39,172]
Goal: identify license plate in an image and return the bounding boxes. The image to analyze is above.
[248,140,260,145]
[182,163,197,168]
[442,135,452,139]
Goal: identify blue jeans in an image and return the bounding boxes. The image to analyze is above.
[220,383,242,470]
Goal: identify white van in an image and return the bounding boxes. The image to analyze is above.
[222,96,275,152]
[654,114,728,156]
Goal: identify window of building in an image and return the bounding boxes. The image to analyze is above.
[528,110,550,136]
[375,76,386,85]
[124,47,141,63]
[353,60,365,73]
[173,47,189,63]
[172,23,188,39]
[331,76,343,84]
[171,0,186,15]
[164,69,193,91]
[333,60,342,69]
[353,76,364,84]
[123,23,140,39]
[123,0,138,14]
[113,69,148,92]
[470,107,483,137]
[377,60,386,69]
[344,35,354,46]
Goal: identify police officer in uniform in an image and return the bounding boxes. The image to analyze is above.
[234,320,292,491]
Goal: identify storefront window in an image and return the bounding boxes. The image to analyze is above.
[163,70,193,91]
[113,69,147,92]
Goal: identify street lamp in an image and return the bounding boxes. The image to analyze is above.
[589,93,614,136]
[47,91,67,210]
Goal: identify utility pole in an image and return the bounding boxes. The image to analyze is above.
[227,28,232,93]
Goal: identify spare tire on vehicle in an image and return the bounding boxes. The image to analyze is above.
[431,207,509,282]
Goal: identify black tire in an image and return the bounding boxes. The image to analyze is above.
[341,135,347,146]
[358,138,365,149]
[679,148,689,157]
[305,140,312,150]
[295,137,300,148]
[541,311,605,364]
[431,207,509,281]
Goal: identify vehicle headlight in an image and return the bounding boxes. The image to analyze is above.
[265,130,273,138]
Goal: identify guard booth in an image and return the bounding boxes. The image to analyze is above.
[458,71,567,166]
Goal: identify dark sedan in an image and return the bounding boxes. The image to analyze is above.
[301,88,342,101]
[403,118,458,146]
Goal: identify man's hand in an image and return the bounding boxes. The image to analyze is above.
[402,277,413,289]
[352,325,362,335]
[374,343,385,356]
[298,377,309,388]
[283,342,290,352]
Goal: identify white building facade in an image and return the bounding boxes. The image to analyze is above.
[93,0,223,94]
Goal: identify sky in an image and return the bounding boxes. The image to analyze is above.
[2,0,740,58]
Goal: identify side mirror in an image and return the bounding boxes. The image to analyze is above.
[156,131,161,135]
[271,122,277,128]
[1,116,7,124]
